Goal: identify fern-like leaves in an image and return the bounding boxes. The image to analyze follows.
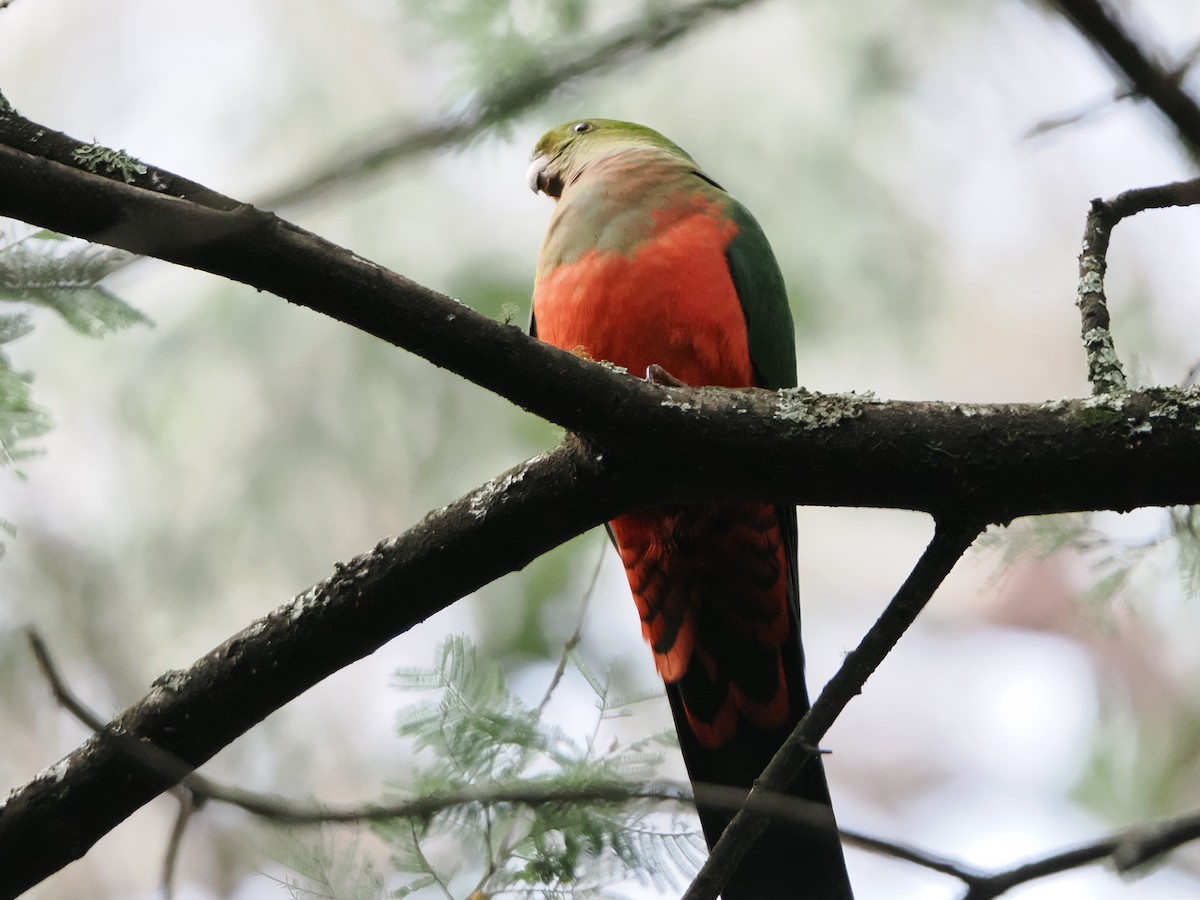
[0,225,150,483]
[285,635,701,898]
[0,229,150,337]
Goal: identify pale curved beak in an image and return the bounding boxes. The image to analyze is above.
[525,153,561,196]
[526,152,550,195]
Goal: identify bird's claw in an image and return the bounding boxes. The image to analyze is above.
[645,364,687,388]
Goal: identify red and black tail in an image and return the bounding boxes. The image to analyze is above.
[613,503,853,899]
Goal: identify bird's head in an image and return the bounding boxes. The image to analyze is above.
[526,118,694,199]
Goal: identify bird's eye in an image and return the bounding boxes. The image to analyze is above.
[572,122,593,133]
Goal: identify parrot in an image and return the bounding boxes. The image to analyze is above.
[527,119,853,899]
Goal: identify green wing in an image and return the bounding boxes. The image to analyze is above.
[723,198,797,390]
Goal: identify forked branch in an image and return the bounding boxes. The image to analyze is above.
[684,517,987,900]
[1077,177,1200,393]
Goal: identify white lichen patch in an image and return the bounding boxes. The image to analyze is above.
[1078,270,1104,298]
[952,403,1006,418]
[373,534,400,554]
[71,143,148,183]
[1080,328,1128,393]
[287,585,326,622]
[1147,386,1200,428]
[597,359,630,376]
[39,756,73,785]
[1149,402,1178,419]
[1081,392,1129,412]
[1065,386,1200,436]
[660,397,696,411]
[469,467,529,518]
[775,388,876,428]
[151,669,190,693]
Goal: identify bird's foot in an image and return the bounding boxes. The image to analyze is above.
[645,364,687,387]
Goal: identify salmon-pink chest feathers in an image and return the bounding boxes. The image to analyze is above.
[530,141,795,753]
[532,163,754,389]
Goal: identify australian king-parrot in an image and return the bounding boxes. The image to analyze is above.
[527,119,853,899]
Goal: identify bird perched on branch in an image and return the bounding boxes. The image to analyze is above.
[528,118,853,899]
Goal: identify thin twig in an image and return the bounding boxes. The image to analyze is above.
[1112,809,1200,872]
[1025,36,1200,140]
[537,536,606,712]
[30,627,679,823]
[1076,177,1200,394]
[853,807,1200,899]
[26,626,927,846]
[161,787,201,900]
[27,630,197,784]
[683,516,987,900]
[1046,0,1200,160]
[956,809,1200,899]
[33,627,1200,896]
[259,0,763,209]
[409,819,456,900]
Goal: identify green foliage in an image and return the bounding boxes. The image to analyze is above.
[0,229,151,336]
[272,829,387,900]
[1170,506,1200,598]
[0,225,151,477]
[1074,695,1200,824]
[0,311,49,473]
[283,635,701,898]
[398,0,703,136]
[388,635,697,897]
[404,0,590,70]
[983,506,1200,607]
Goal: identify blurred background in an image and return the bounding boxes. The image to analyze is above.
[3,0,1200,897]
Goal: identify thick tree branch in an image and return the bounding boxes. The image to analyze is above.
[1045,0,1200,159]
[4,103,1200,896]
[684,517,986,900]
[0,444,616,898]
[0,114,1198,519]
[6,383,1194,895]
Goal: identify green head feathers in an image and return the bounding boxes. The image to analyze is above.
[527,118,695,198]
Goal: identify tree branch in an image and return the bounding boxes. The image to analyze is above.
[0,114,1198,518]
[26,629,887,837]
[1044,0,1200,159]
[955,807,1200,899]
[1024,37,1200,140]
[5,102,1200,896]
[35,618,1200,900]
[261,0,765,208]
[0,444,615,898]
[683,517,986,900]
[1076,177,1200,393]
